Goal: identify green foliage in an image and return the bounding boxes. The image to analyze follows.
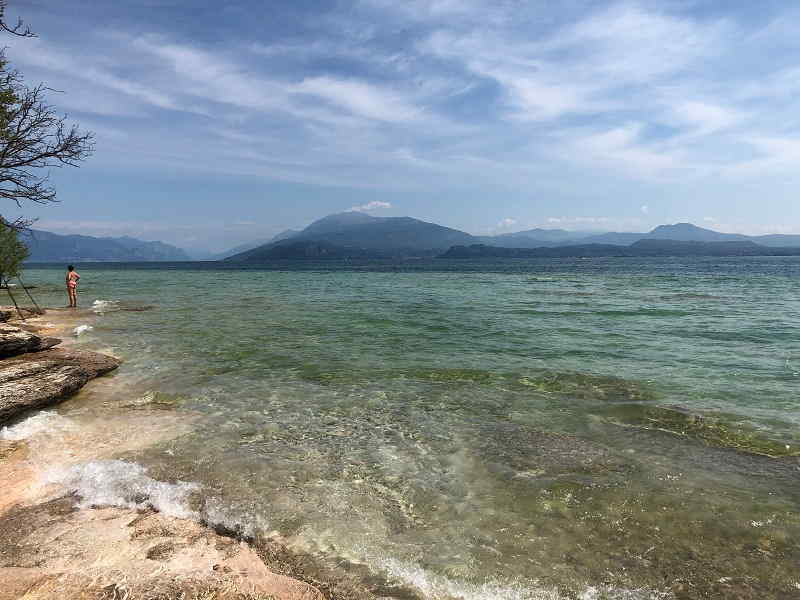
[0,220,28,282]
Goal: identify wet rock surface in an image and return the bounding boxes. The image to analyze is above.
[0,320,119,424]
[0,361,91,423]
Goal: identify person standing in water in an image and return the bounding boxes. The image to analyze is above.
[66,265,80,308]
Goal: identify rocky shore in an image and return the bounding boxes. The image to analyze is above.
[0,308,329,600]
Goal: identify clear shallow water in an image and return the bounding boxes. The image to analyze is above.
[18,258,800,599]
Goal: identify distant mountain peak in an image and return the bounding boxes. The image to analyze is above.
[647,223,747,242]
[302,211,379,235]
[650,223,710,234]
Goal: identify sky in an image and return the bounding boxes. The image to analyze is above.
[4,0,800,254]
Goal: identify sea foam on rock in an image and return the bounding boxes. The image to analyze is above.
[48,460,200,520]
[0,411,76,441]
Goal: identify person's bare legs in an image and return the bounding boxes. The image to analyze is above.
[68,286,77,308]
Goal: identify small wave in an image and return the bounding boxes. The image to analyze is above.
[73,324,93,336]
[0,411,76,441]
[92,299,119,314]
[47,460,200,520]
[92,299,154,314]
[378,558,671,600]
[378,557,560,600]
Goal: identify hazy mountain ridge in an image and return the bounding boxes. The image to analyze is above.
[210,229,300,260]
[442,239,800,259]
[22,230,191,262]
[572,223,800,248]
[226,213,476,261]
[225,215,800,261]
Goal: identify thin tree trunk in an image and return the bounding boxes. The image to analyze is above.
[17,275,41,313]
[5,283,24,320]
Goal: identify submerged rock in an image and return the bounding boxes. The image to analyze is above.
[516,370,657,403]
[603,403,800,458]
[0,347,120,424]
[473,421,631,479]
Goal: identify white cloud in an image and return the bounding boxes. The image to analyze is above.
[295,77,420,123]
[8,0,800,206]
[349,201,392,212]
[545,216,651,232]
[640,205,649,214]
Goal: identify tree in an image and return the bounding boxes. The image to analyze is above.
[0,0,93,229]
[0,219,28,284]
[0,0,32,37]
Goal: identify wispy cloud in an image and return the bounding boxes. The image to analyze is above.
[7,0,800,244]
[349,201,392,212]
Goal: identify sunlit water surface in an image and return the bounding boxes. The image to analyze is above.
[12,258,800,599]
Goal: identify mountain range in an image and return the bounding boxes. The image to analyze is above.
[19,215,800,262]
[441,239,800,259]
[22,230,191,262]
[223,214,800,261]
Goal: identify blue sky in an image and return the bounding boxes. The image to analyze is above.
[5,0,800,253]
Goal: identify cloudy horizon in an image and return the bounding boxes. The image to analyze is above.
[5,0,800,253]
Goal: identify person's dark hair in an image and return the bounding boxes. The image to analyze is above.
[67,265,74,271]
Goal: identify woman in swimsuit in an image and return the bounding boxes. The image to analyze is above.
[66,265,80,308]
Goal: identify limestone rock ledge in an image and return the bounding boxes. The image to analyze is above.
[0,345,121,425]
[0,324,61,358]
[0,497,323,600]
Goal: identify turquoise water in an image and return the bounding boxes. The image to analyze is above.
[19,258,800,599]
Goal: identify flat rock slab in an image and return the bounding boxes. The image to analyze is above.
[27,347,120,378]
[0,324,62,358]
[0,306,41,323]
[0,348,120,424]
[0,498,324,600]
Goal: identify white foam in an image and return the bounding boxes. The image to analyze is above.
[578,587,673,600]
[47,460,200,520]
[377,558,673,600]
[73,324,93,336]
[377,557,562,600]
[0,411,76,441]
[92,299,119,314]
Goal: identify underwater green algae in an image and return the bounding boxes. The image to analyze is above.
[515,371,658,402]
[119,390,185,410]
[604,404,799,458]
[299,364,656,405]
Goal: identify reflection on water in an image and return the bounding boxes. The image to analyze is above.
[19,259,800,598]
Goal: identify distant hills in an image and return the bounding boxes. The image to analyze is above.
[210,229,299,260]
[22,230,191,262]
[20,216,800,263]
[226,213,475,261]
[225,214,800,261]
[564,223,800,248]
[442,239,800,259]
